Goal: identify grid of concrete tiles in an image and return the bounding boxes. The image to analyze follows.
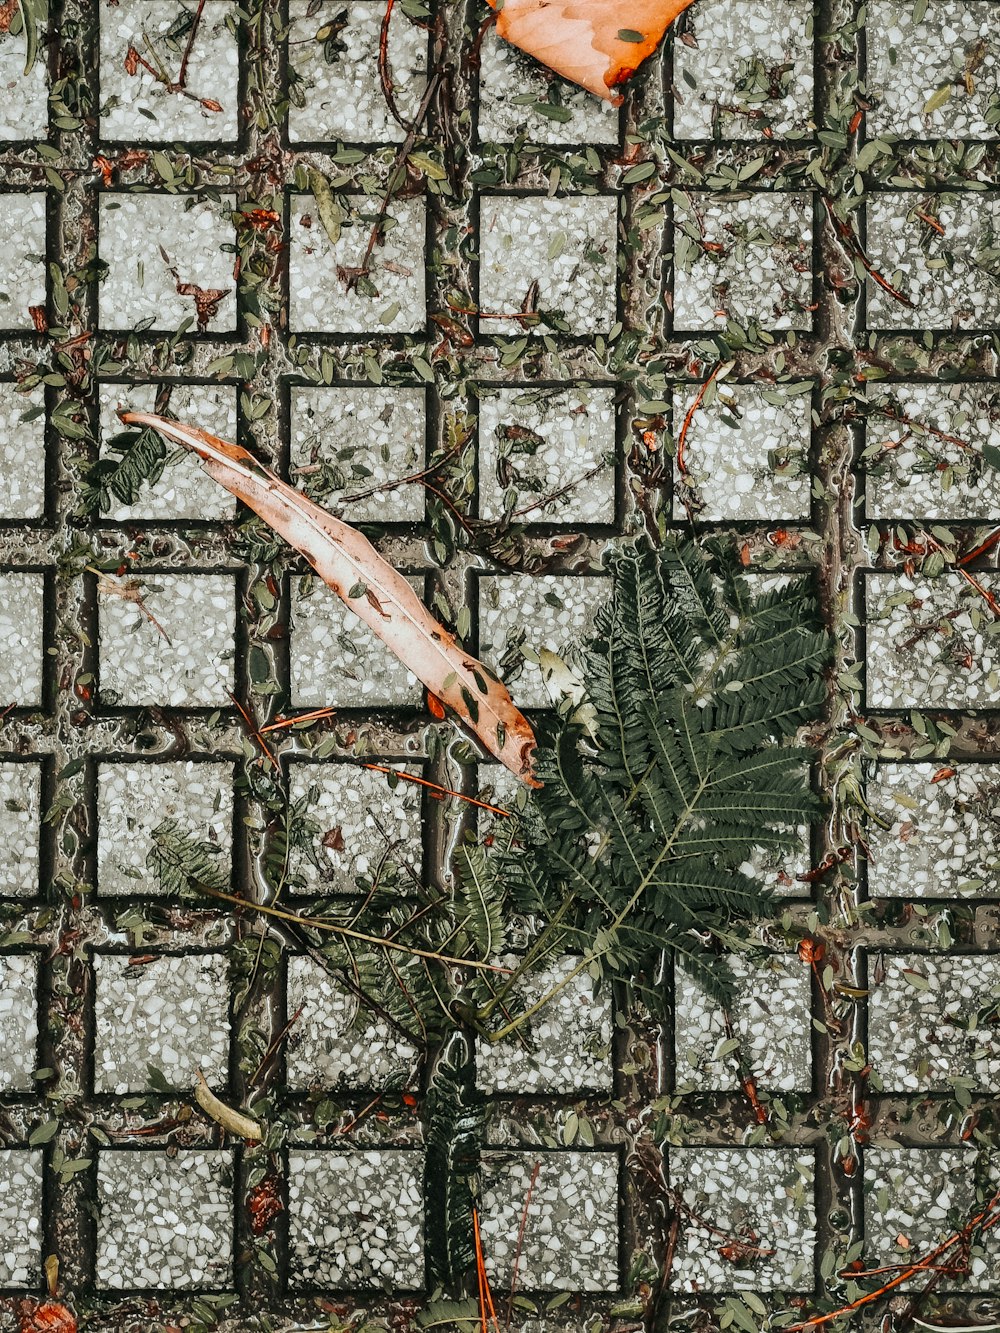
[0,0,998,1327]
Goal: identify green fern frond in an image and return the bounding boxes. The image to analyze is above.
[424,1032,484,1286]
[474,537,832,1031]
[148,818,229,897]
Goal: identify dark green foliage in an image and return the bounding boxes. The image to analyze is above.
[148,819,229,897]
[473,538,832,1021]
[424,1033,484,1287]
[81,427,167,514]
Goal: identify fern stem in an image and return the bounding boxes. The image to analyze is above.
[202,886,511,972]
[475,755,657,1021]
[483,777,709,1043]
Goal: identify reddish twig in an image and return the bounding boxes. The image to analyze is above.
[846,406,973,454]
[473,1206,502,1333]
[177,0,207,89]
[360,763,512,818]
[914,209,945,237]
[960,528,1000,566]
[378,0,408,131]
[505,1160,541,1328]
[260,706,337,733]
[676,362,726,477]
[823,196,914,308]
[783,1189,1000,1331]
[353,69,443,285]
[925,533,1000,619]
[227,690,280,769]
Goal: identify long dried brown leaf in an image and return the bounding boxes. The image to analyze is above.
[120,411,540,786]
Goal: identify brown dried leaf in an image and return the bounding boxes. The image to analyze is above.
[120,411,540,786]
[488,0,697,103]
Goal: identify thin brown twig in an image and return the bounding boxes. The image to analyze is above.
[505,1160,541,1328]
[960,528,1000,565]
[359,762,512,818]
[845,406,973,454]
[354,69,444,285]
[924,533,1000,619]
[661,1209,681,1292]
[342,428,472,504]
[259,706,337,733]
[89,567,173,646]
[509,461,607,520]
[676,362,726,478]
[473,1207,502,1333]
[377,0,408,131]
[248,1002,305,1088]
[823,196,914,308]
[177,0,207,89]
[227,690,280,769]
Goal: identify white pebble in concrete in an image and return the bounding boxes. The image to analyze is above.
[868,762,1000,898]
[93,952,230,1093]
[288,0,426,143]
[478,573,606,709]
[98,193,236,333]
[866,0,999,140]
[286,955,418,1087]
[673,192,813,332]
[0,955,39,1092]
[478,385,616,526]
[0,381,45,520]
[865,571,1000,710]
[0,1150,43,1286]
[289,385,426,524]
[289,574,422,708]
[477,955,613,1095]
[97,383,238,521]
[669,1147,816,1292]
[0,193,46,331]
[99,0,240,142]
[479,195,618,337]
[865,193,1000,331]
[0,761,41,897]
[673,0,815,140]
[289,195,426,334]
[479,1151,619,1291]
[0,571,45,707]
[287,760,422,894]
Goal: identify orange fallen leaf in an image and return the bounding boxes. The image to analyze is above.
[487,0,697,103]
[20,1303,76,1333]
[21,1256,76,1333]
[120,411,540,787]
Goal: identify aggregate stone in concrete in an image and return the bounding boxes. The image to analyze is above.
[287,1148,425,1288]
[479,1150,620,1291]
[97,570,237,708]
[96,1149,234,1289]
